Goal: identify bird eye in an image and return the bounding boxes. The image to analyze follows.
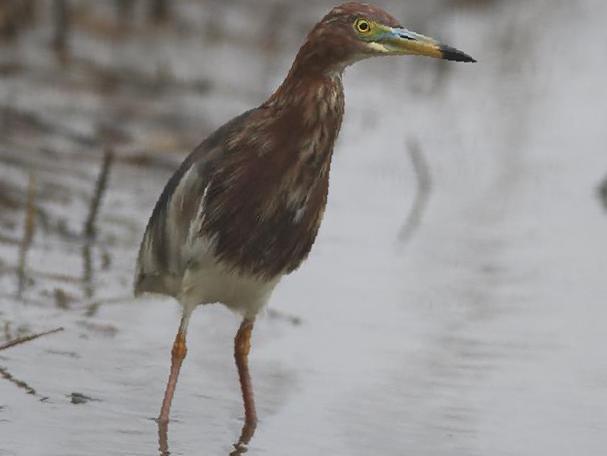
[354,18,371,34]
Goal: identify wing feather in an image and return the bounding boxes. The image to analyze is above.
[133,110,255,297]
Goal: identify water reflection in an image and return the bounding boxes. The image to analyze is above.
[229,419,257,455]
[157,421,169,456]
[157,418,257,456]
[82,241,94,299]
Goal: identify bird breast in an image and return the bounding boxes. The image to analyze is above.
[200,77,345,280]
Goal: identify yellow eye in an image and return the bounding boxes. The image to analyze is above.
[354,18,371,34]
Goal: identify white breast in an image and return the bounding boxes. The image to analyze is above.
[179,263,281,319]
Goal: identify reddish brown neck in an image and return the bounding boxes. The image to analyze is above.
[263,65,345,174]
[267,29,349,109]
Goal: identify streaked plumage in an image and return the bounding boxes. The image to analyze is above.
[133,2,475,447]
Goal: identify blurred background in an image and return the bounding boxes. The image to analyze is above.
[1,1,606,455]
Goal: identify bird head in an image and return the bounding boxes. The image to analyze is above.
[302,2,475,72]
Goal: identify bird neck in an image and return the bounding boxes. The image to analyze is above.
[265,44,346,137]
[270,38,348,102]
[267,69,344,114]
[264,66,345,171]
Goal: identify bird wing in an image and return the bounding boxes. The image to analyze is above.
[134,110,253,298]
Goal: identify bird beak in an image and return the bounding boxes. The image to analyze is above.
[378,27,476,63]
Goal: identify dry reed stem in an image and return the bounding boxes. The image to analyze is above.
[149,0,170,24]
[0,327,64,351]
[84,148,114,238]
[0,366,39,396]
[52,0,71,64]
[17,172,37,297]
[398,139,433,243]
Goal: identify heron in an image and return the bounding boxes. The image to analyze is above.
[134,0,475,443]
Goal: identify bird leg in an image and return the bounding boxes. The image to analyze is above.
[158,312,190,424]
[233,318,257,448]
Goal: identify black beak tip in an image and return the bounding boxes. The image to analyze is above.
[440,44,476,63]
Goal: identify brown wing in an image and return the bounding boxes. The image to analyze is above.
[133,110,254,297]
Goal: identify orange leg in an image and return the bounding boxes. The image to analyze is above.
[158,312,190,424]
[233,318,257,448]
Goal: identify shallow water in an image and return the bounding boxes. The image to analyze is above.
[1,1,607,455]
